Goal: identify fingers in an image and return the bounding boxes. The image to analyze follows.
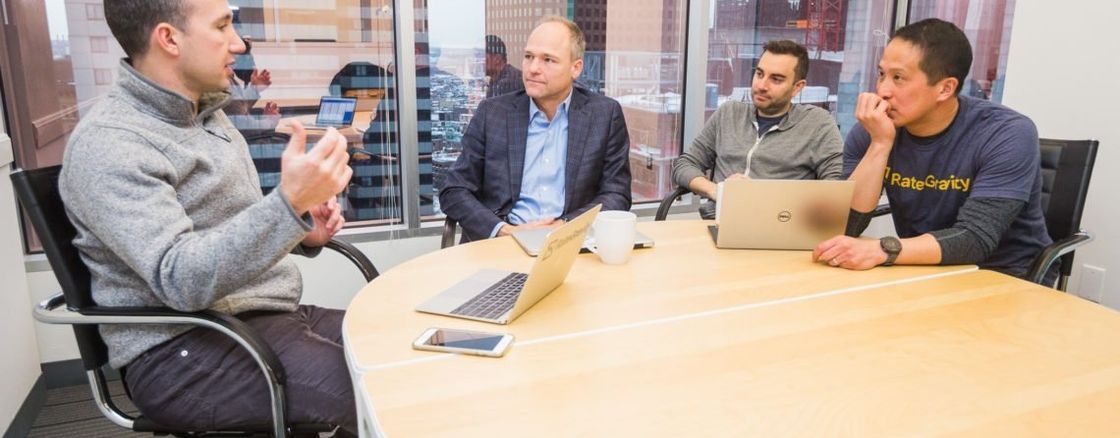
[285,120,307,156]
[812,235,843,261]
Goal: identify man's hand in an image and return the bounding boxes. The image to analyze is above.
[279,121,353,215]
[302,197,345,247]
[250,68,272,90]
[262,101,279,116]
[496,218,561,237]
[855,92,896,148]
[812,235,888,270]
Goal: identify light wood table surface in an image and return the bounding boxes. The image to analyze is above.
[344,220,1120,436]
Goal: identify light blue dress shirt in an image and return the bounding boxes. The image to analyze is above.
[490,90,573,237]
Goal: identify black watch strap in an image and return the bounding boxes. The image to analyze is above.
[880,236,901,266]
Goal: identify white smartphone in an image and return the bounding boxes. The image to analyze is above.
[412,327,514,357]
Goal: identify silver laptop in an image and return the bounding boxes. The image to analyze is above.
[511,227,654,257]
[306,96,357,129]
[709,179,854,250]
[416,204,602,324]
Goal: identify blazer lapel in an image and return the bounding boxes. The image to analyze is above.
[508,96,529,203]
[564,89,591,212]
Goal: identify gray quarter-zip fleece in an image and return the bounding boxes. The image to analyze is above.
[60,60,313,369]
[673,101,843,189]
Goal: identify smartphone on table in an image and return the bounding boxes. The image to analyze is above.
[412,327,514,357]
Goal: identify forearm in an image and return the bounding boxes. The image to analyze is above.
[848,142,891,212]
[930,197,1024,265]
[894,234,942,265]
[688,176,718,199]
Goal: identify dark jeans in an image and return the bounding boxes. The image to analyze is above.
[124,305,356,433]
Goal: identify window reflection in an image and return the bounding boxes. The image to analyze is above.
[705,0,894,138]
[421,0,689,210]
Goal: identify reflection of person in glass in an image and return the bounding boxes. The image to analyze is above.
[440,16,632,242]
[60,0,356,433]
[226,37,279,131]
[814,19,1053,283]
[330,61,399,221]
[673,40,844,220]
[484,34,524,98]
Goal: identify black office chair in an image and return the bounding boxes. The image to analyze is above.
[654,161,716,221]
[654,186,691,221]
[12,165,378,437]
[440,217,459,249]
[1027,138,1098,289]
[870,138,1098,290]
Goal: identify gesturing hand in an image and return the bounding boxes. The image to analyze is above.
[279,120,353,215]
[302,197,345,247]
[250,68,272,90]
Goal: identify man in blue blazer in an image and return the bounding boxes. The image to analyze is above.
[440,16,632,242]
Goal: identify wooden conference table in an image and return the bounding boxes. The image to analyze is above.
[343,220,1120,437]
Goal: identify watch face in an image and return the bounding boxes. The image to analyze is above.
[882,237,902,253]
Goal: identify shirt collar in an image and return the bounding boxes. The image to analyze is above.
[528,88,574,122]
[116,58,231,127]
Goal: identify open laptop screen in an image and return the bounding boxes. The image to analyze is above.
[316,97,357,126]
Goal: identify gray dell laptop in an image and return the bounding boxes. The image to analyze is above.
[511,227,654,257]
[415,204,601,324]
[709,179,854,250]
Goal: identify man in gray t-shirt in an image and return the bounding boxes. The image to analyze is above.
[813,19,1053,282]
[673,40,842,218]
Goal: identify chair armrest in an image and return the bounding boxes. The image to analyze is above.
[655,186,692,221]
[35,294,287,385]
[1027,231,1093,286]
[441,217,458,249]
[34,294,293,436]
[872,203,891,217]
[324,239,379,281]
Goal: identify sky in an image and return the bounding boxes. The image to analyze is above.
[427,0,486,49]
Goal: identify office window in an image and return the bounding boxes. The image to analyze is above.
[419,0,689,215]
[2,0,403,253]
[85,4,104,20]
[703,0,895,138]
[908,0,1016,102]
[93,68,113,85]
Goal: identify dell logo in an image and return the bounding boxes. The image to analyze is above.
[777,211,792,222]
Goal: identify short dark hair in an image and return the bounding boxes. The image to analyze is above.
[485,35,507,60]
[761,40,809,82]
[104,0,190,58]
[891,18,973,95]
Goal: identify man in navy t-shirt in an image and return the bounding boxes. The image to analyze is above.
[812,18,1054,281]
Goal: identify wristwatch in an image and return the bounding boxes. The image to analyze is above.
[879,236,902,266]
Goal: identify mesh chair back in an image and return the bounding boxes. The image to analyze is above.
[1037,139,1098,277]
[11,165,110,371]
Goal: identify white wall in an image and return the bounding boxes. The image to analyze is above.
[0,134,42,430]
[1003,1,1120,307]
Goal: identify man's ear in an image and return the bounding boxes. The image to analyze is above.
[936,77,959,102]
[792,78,807,97]
[570,58,584,80]
[151,22,181,57]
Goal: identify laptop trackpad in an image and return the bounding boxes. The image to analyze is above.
[417,269,514,313]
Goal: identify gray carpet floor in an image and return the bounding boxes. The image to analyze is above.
[26,380,146,437]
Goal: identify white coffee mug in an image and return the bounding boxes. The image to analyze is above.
[592,211,637,265]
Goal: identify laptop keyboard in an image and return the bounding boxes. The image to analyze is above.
[451,273,528,320]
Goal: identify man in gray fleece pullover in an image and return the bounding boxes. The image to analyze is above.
[673,40,842,218]
[59,0,356,432]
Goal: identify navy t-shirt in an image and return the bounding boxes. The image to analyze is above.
[842,95,1052,277]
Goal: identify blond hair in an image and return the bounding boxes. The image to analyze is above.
[538,15,586,61]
